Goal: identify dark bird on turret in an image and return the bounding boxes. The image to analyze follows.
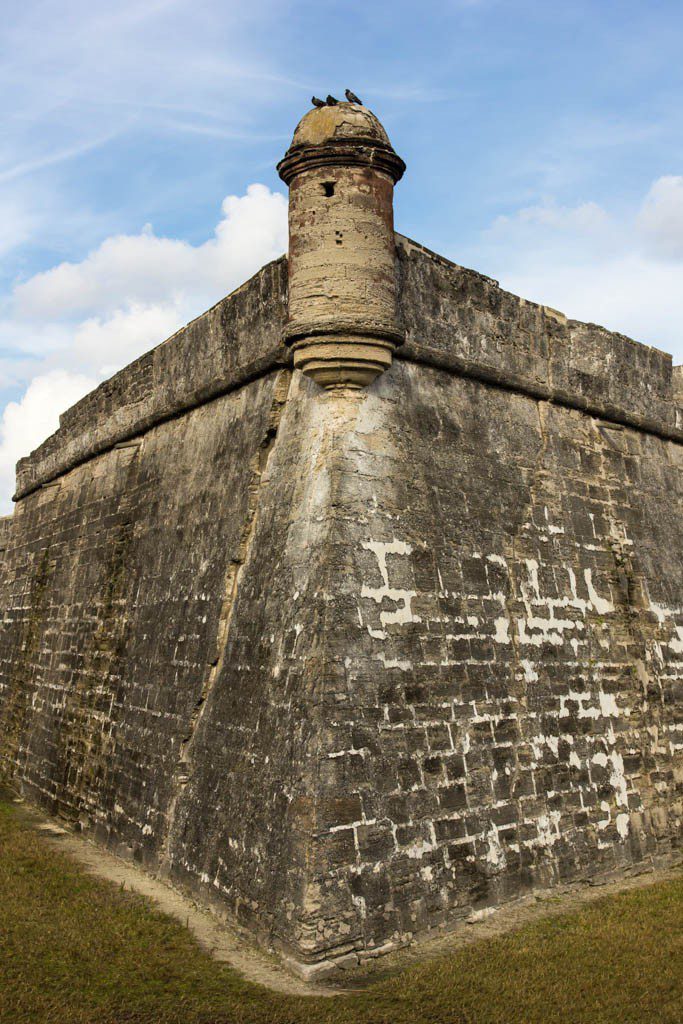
[326,95,339,105]
[345,89,362,104]
[311,96,325,108]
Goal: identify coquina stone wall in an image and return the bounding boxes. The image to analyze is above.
[0,239,682,976]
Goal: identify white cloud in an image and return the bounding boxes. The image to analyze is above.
[71,304,184,378]
[0,182,287,512]
[470,175,683,360]
[13,231,196,320]
[13,184,287,328]
[636,176,683,260]
[0,370,97,513]
[491,199,609,235]
[502,255,683,356]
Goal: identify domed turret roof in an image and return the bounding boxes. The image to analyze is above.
[289,102,392,149]
[278,101,405,185]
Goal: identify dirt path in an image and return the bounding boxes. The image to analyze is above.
[7,795,333,997]
[8,791,683,994]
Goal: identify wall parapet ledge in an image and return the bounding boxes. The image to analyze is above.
[0,515,13,553]
[674,367,683,432]
[14,257,289,501]
[396,234,683,445]
[14,238,683,503]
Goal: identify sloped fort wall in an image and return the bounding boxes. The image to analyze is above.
[1,237,682,974]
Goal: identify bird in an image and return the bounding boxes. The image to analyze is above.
[311,96,325,108]
[345,89,362,104]
[326,95,339,105]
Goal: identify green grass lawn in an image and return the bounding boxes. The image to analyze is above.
[2,798,683,1024]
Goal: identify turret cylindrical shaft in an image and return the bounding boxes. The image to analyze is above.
[278,102,406,388]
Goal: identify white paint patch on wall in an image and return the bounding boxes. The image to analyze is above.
[584,569,614,614]
[608,750,629,807]
[520,659,538,682]
[361,538,420,634]
[599,691,621,717]
[616,813,630,839]
[485,825,505,868]
[493,617,511,644]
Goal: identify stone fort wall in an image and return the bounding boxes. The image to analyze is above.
[1,237,682,973]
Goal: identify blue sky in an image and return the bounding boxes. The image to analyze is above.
[1,0,682,509]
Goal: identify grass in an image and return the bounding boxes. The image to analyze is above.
[1,798,683,1024]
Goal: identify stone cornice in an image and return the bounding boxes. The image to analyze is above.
[277,139,406,185]
[283,318,405,348]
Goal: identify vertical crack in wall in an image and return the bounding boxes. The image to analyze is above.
[160,370,292,871]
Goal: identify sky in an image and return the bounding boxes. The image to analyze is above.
[1,0,682,511]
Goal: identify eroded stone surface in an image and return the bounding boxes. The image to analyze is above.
[1,131,682,974]
[287,361,683,963]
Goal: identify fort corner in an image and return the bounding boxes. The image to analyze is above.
[1,98,683,981]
